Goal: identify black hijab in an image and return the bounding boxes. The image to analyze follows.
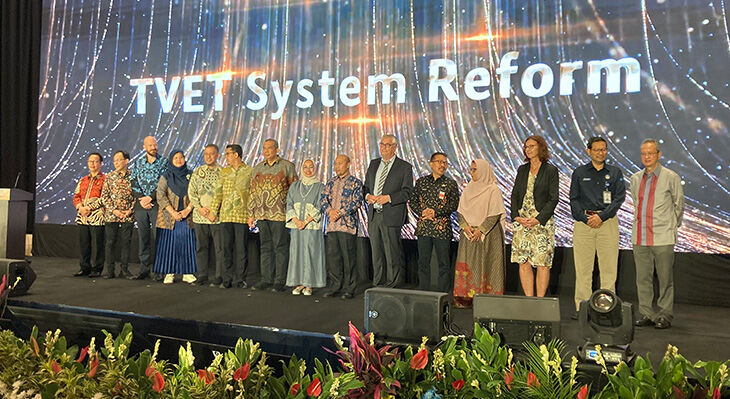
[162,149,192,201]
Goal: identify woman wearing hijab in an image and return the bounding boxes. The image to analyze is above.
[453,159,506,308]
[154,150,197,284]
[285,159,326,296]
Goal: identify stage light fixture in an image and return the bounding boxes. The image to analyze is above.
[577,289,635,366]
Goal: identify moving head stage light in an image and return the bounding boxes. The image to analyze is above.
[577,289,635,366]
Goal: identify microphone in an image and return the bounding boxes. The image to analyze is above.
[13,172,22,188]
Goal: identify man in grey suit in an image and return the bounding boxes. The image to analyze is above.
[364,134,414,288]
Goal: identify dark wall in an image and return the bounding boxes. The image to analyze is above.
[0,0,41,233]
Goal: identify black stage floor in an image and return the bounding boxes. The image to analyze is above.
[10,256,730,365]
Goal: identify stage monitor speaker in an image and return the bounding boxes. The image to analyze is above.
[364,287,450,344]
[473,294,560,347]
[1,258,36,297]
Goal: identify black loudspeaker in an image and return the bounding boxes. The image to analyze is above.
[364,287,450,344]
[473,294,560,347]
[1,258,36,297]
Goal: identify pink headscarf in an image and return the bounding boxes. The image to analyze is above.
[457,159,506,227]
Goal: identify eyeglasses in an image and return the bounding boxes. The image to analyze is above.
[430,160,448,165]
[640,152,659,157]
[524,144,537,150]
[379,142,396,147]
[591,148,607,153]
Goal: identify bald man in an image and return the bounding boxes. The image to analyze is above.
[129,136,168,280]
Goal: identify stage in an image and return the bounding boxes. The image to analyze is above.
[5,256,730,367]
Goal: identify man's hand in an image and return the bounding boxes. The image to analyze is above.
[79,206,90,217]
[365,194,377,205]
[328,209,341,222]
[198,207,210,217]
[375,195,391,205]
[248,217,256,227]
[207,213,216,223]
[422,208,436,220]
[587,214,603,228]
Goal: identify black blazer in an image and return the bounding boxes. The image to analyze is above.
[510,162,559,226]
[363,157,414,227]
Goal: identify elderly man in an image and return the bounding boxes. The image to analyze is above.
[72,153,106,277]
[568,136,625,319]
[247,139,297,292]
[210,144,253,289]
[100,150,134,279]
[363,134,414,288]
[409,152,459,292]
[129,136,168,280]
[320,154,363,299]
[631,139,684,329]
[189,144,225,287]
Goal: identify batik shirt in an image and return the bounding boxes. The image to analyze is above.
[248,157,298,222]
[73,173,106,226]
[189,164,223,224]
[321,173,363,235]
[409,174,459,240]
[630,164,684,246]
[101,169,134,223]
[130,155,168,201]
[210,164,252,224]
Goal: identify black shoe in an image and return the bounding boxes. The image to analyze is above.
[119,268,133,279]
[219,282,232,289]
[321,290,338,298]
[132,272,150,280]
[236,281,248,289]
[340,293,354,300]
[570,311,578,320]
[88,271,102,278]
[194,279,209,286]
[654,317,671,329]
[270,284,286,293]
[152,273,163,282]
[102,274,115,279]
[73,270,91,277]
[251,282,271,291]
[635,316,655,327]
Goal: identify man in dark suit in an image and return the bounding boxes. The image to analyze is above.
[363,134,414,288]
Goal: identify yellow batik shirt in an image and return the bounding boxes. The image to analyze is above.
[210,163,253,224]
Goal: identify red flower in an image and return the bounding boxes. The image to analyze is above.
[290,383,301,396]
[307,377,322,397]
[578,384,588,399]
[30,336,40,357]
[51,360,62,374]
[672,385,686,399]
[145,364,156,378]
[152,371,165,393]
[233,363,250,381]
[87,356,99,378]
[527,371,540,387]
[452,379,465,391]
[436,372,442,381]
[713,387,721,399]
[504,369,514,390]
[76,346,89,363]
[114,381,122,395]
[0,274,6,297]
[410,348,428,370]
[197,369,215,385]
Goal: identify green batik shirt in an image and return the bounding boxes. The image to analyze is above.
[210,163,253,224]
[188,164,222,224]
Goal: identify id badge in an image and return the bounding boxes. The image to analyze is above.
[603,190,612,204]
[438,191,446,201]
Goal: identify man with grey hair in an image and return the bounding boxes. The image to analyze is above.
[631,139,684,329]
[248,139,298,292]
[363,134,414,288]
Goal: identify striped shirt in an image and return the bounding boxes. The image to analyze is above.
[630,164,684,246]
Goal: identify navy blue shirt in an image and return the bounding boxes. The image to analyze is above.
[569,162,626,223]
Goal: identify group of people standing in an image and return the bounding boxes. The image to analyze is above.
[72,134,683,328]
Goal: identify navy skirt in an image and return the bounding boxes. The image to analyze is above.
[153,221,197,275]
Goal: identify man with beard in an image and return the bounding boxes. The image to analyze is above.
[129,136,168,280]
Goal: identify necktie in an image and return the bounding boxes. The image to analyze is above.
[374,160,392,209]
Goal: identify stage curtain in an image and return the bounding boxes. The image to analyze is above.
[0,0,41,232]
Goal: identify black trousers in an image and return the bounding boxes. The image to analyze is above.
[367,211,405,287]
[135,206,158,274]
[325,232,357,295]
[257,220,289,285]
[78,224,105,273]
[220,222,248,285]
[194,223,224,283]
[104,222,133,276]
[417,235,452,292]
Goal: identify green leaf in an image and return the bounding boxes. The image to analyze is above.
[41,383,59,399]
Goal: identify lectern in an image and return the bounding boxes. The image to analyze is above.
[0,188,33,259]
